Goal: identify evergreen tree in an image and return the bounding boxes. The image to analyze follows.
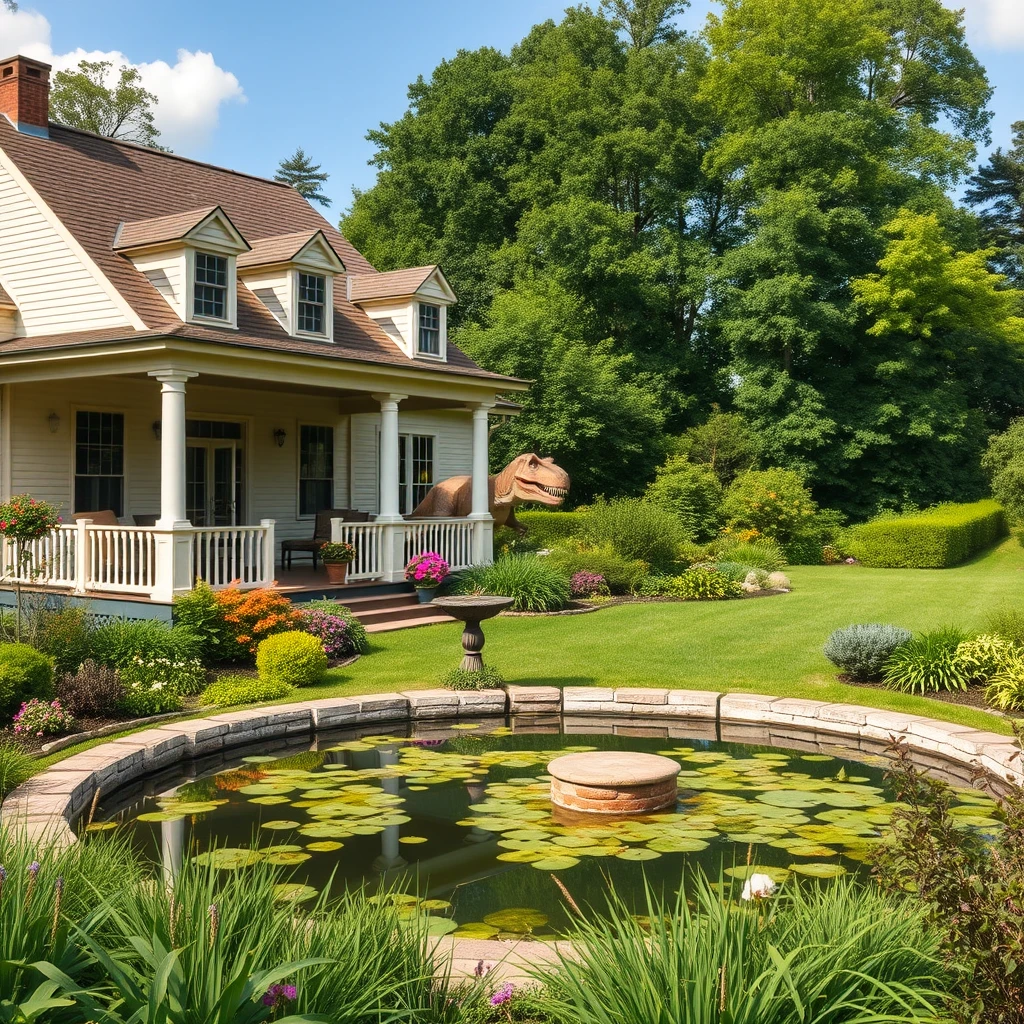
[965,122,1024,283]
[275,148,330,207]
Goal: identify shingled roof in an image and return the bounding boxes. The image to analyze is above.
[236,230,343,270]
[349,266,438,302]
[0,119,513,383]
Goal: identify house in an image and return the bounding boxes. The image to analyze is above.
[0,54,526,610]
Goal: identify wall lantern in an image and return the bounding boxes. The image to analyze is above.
[273,428,287,448]
[47,411,60,433]
[152,421,162,441]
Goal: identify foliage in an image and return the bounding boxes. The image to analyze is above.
[302,599,370,654]
[986,605,1024,648]
[847,500,1009,568]
[91,619,202,669]
[882,626,972,693]
[671,411,761,485]
[12,698,75,737]
[717,537,787,572]
[0,734,32,798]
[214,586,302,658]
[0,643,54,715]
[439,666,507,690]
[536,871,946,1024]
[274,146,330,206]
[982,418,1024,526]
[320,541,356,564]
[953,634,1016,685]
[256,631,328,687]
[545,543,648,595]
[823,624,913,682]
[119,653,207,697]
[569,571,610,598]
[0,495,61,543]
[452,554,571,612]
[644,459,725,542]
[299,611,358,659]
[514,511,586,548]
[404,551,449,587]
[875,730,1024,1024]
[983,654,1024,712]
[723,468,817,546]
[33,606,93,676]
[200,674,294,708]
[173,581,238,664]
[117,672,184,717]
[966,120,1024,283]
[580,497,686,571]
[54,660,125,718]
[51,59,163,147]
[638,567,741,600]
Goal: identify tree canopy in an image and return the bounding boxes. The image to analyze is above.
[275,148,331,206]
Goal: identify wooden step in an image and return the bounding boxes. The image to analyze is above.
[355,601,449,626]
[337,593,426,614]
[365,614,457,634]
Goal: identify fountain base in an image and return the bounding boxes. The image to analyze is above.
[547,752,681,814]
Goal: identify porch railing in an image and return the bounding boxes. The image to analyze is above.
[330,517,477,582]
[403,519,475,572]
[193,524,274,588]
[332,522,382,581]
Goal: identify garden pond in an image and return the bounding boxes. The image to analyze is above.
[93,722,1002,938]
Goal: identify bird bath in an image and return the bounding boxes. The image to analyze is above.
[430,594,514,672]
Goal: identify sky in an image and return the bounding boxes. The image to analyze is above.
[1,0,1023,216]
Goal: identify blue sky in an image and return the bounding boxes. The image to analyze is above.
[3,0,1023,215]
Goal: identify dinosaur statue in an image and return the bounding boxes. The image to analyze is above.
[409,453,570,532]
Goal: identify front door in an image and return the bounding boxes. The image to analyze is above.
[186,442,241,526]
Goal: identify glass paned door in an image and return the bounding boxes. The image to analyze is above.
[186,443,241,525]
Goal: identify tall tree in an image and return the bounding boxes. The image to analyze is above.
[965,121,1024,283]
[275,148,331,207]
[50,60,162,148]
[600,0,689,48]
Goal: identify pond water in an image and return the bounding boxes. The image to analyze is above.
[95,722,1001,939]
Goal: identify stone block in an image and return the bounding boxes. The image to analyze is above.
[860,710,930,743]
[947,730,1018,758]
[719,722,772,745]
[665,689,721,718]
[562,686,613,707]
[306,698,362,729]
[457,689,507,715]
[355,693,410,721]
[507,686,561,713]
[718,693,779,723]
[667,720,718,742]
[102,729,189,771]
[166,718,230,756]
[815,704,870,730]
[769,698,831,723]
[403,689,460,718]
[615,688,668,706]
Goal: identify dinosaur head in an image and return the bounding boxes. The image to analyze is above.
[496,453,570,507]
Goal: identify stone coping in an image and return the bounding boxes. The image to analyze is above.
[2,686,1021,851]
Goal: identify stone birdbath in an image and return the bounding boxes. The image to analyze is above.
[430,594,514,672]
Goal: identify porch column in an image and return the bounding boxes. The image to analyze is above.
[371,392,407,582]
[148,369,197,602]
[469,401,495,565]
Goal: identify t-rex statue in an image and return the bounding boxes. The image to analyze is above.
[409,453,570,532]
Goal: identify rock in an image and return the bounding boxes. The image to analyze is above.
[767,571,791,590]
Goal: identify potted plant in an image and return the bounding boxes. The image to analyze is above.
[319,541,356,585]
[405,551,450,602]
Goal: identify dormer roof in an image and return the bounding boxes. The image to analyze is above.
[113,205,250,254]
[349,265,455,303]
[236,229,345,272]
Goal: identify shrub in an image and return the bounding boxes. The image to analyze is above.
[302,599,369,654]
[644,459,725,542]
[119,653,207,697]
[439,666,506,690]
[984,653,1024,711]
[985,605,1024,648]
[570,571,610,598]
[545,543,648,594]
[173,581,236,664]
[256,631,328,686]
[671,411,760,484]
[0,642,54,714]
[824,624,912,681]
[200,674,294,708]
[723,467,817,544]
[319,540,356,563]
[215,585,301,658]
[54,659,125,717]
[451,554,571,611]
[579,497,686,571]
[117,675,184,717]
[299,611,358,659]
[0,735,32,798]
[716,537,787,572]
[982,417,1024,524]
[677,565,742,600]
[12,697,75,737]
[953,634,1015,685]
[847,500,1008,568]
[883,626,972,693]
[91,619,202,669]
[514,510,586,548]
[34,605,93,675]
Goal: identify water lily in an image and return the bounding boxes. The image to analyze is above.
[741,873,777,901]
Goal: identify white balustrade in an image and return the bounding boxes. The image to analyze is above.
[403,519,475,571]
[192,523,275,589]
[332,522,383,580]
[1,528,77,588]
[84,525,158,594]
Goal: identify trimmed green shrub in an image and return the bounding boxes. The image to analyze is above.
[301,599,370,654]
[716,537,787,572]
[439,666,506,690]
[883,626,972,693]
[824,624,912,681]
[644,459,725,541]
[847,500,1008,568]
[201,674,294,707]
[723,467,817,544]
[173,581,236,663]
[580,497,686,571]
[34,605,93,675]
[545,543,648,595]
[256,631,328,686]
[514,510,586,547]
[91,619,202,669]
[0,642,54,714]
[451,554,571,611]
[638,568,740,600]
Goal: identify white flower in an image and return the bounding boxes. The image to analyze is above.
[741,874,777,901]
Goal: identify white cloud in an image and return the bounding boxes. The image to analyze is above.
[0,7,245,151]
[952,0,1024,50]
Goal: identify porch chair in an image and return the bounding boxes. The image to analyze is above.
[281,509,360,570]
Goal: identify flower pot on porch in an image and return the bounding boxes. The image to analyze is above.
[416,586,438,603]
[325,562,349,585]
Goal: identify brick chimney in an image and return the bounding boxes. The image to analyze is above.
[0,55,51,137]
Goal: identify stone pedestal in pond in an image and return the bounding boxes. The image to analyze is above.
[547,751,681,814]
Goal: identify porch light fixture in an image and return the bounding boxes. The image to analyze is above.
[273,428,287,448]
[47,412,59,433]
[152,421,161,441]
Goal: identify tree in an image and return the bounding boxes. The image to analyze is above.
[672,410,760,484]
[645,459,725,540]
[275,148,331,207]
[50,60,162,148]
[982,419,1024,524]
[2,1,17,10]
[966,121,1024,283]
[600,0,688,48]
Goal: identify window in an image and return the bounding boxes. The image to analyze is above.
[297,273,326,334]
[418,303,441,356]
[398,433,434,513]
[193,252,228,319]
[75,411,124,516]
[299,424,334,516]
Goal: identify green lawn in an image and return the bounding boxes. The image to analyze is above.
[296,537,1024,736]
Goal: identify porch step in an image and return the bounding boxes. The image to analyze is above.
[319,586,458,633]
[364,614,457,634]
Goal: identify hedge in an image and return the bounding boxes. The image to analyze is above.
[515,510,586,547]
[846,500,1008,568]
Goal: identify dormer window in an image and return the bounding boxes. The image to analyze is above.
[297,273,326,334]
[418,303,441,356]
[194,252,228,320]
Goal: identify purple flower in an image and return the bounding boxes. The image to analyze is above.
[262,983,297,1008]
[490,983,514,1006]
[28,861,40,876]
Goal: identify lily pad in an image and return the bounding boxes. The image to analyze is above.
[530,856,580,871]
[453,923,500,938]
[425,917,459,937]
[306,840,344,852]
[399,836,428,845]
[273,883,318,903]
[483,908,548,931]
[647,837,710,853]
[788,862,847,878]
[264,850,312,866]
[260,820,301,831]
[85,821,119,831]
[193,848,263,869]
[248,795,292,806]
[616,848,662,861]
[136,811,185,823]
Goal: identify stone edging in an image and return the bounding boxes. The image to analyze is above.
[2,686,1021,849]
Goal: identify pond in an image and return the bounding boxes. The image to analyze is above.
[94,720,1001,939]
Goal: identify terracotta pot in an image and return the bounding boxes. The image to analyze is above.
[325,561,349,585]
